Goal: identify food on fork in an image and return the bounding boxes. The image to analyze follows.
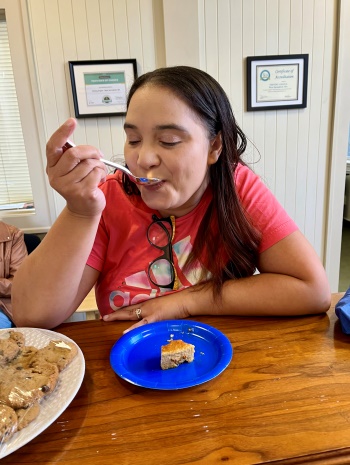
[161,339,195,370]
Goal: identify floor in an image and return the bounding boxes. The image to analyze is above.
[339,220,350,291]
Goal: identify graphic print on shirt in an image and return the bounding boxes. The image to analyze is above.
[108,235,210,311]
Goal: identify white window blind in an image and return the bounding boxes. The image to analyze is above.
[0,9,34,211]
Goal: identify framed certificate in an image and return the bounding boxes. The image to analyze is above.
[246,54,308,111]
[68,59,137,118]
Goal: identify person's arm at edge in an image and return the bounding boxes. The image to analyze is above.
[12,208,100,328]
[0,226,27,298]
[12,117,106,328]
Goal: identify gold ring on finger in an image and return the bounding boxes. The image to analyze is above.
[135,308,142,320]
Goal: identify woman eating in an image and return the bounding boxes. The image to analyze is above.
[12,66,331,329]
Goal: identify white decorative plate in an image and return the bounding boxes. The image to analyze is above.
[0,328,85,459]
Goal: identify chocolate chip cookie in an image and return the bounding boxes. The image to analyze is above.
[28,340,78,372]
[0,362,59,409]
[0,404,18,443]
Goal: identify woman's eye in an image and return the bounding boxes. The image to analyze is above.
[128,140,140,146]
[160,141,181,147]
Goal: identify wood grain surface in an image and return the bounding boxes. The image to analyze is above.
[2,293,350,465]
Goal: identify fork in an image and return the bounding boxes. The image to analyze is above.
[62,140,161,186]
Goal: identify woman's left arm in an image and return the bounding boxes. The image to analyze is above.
[105,230,331,331]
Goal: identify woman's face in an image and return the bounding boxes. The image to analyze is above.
[124,85,221,218]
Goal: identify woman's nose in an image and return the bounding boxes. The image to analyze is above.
[137,144,160,169]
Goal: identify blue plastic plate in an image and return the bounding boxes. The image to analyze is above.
[110,320,233,390]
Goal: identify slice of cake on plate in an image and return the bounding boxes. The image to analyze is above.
[161,339,195,370]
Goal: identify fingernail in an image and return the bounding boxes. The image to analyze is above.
[103,315,109,321]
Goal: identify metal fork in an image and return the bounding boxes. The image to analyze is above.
[62,140,161,186]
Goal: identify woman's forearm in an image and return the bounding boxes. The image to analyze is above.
[108,270,331,335]
[187,272,331,317]
[187,231,331,317]
[12,207,101,326]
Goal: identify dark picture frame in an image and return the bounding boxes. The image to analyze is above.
[246,54,309,111]
[68,59,137,118]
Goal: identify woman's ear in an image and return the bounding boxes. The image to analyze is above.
[207,132,222,165]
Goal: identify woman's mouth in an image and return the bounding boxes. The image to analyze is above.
[142,180,165,190]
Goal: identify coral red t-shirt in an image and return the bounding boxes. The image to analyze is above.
[87,164,298,316]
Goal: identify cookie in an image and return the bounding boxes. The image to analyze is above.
[0,404,18,443]
[9,346,39,369]
[8,331,25,348]
[0,338,21,368]
[0,330,79,442]
[16,402,41,430]
[0,330,27,368]
[29,340,78,372]
[0,362,59,409]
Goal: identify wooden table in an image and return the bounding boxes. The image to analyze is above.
[3,293,350,465]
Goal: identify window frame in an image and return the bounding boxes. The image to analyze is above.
[0,0,54,233]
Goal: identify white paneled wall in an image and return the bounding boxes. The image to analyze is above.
[26,0,162,148]
[25,0,164,213]
[163,0,337,260]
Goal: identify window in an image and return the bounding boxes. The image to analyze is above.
[0,0,53,232]
[0,9,34,212]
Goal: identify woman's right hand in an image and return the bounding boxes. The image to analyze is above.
[46,118,107,217]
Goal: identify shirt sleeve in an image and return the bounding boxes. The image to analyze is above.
[87,215,109,272]
[87,174,124,272]
[235,164,299,253]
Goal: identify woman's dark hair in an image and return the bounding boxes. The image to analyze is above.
[123,66,261,296]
